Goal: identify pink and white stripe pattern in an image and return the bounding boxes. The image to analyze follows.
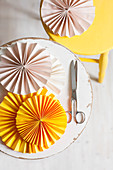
[41,0,95,37]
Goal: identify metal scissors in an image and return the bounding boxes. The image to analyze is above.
[67,60,85,124]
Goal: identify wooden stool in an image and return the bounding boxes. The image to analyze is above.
[40,0,113,83]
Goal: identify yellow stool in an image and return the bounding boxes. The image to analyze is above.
[40,0,113,83]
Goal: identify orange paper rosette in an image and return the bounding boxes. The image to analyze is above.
[16,94,67,151]
[0,88,67,153]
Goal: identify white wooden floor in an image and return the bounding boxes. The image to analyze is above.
[0,0,113,170]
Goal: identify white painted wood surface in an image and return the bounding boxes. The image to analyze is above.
[0,38,92,159]
[0,0,113,169]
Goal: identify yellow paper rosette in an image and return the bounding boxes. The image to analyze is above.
[16,94,67,150]
[0,88,67,153]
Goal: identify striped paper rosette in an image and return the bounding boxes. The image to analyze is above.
[41,0,95,37]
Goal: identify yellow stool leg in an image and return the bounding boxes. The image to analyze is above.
[99,51,109,83]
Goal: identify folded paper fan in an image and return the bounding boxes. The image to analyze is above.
[46,56,65,94]
[0,42,52,95]
[16,94,67,149]
[0,88,46,153]
[0,88,67,153]
[41,0,95,37]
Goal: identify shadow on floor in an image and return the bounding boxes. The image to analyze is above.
[89,74,98,82]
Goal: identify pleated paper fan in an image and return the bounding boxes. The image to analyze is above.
[0,42,52,95]
[41,0,95,37]
[0,88,49,152]
[46,56,65,94]
[0,88,67,153]
[16,95,67,148]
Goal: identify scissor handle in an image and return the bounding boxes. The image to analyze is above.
[66,99,85,124]
[66,111,85,124]
[75,111,85,124]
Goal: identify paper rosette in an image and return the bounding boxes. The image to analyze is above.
[0,41,65,95]
[41,0,95,37]
[0,88,67,153]
[16,94,67,147]
[46,56,65,94]
[0,42,52,95]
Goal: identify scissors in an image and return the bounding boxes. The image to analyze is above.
[67,60,85,124]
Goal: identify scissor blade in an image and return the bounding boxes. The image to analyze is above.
[75,60,77,89]
[70,60,77,100]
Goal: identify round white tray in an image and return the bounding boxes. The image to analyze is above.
[0,38,93,159]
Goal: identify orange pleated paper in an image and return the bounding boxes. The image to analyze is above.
[0,88,67,153]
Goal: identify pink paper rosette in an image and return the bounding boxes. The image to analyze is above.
[0,41,65,95]
[41,0,95,37]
